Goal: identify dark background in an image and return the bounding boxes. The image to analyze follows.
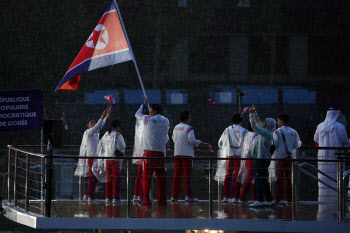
[1,0,349,165]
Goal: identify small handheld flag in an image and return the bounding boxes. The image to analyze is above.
[55,1,133,91]
[104,94,115,104]
[241,107,250,117]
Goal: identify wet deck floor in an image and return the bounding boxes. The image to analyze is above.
[17,200,349,222]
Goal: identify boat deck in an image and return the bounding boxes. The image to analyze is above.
[2,199,349,232]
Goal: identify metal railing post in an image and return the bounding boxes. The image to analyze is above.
[295,148,300,208]
[343,171,350,219]
[337,158,344,222]
[13,150,18,206]
[25,154,30,212]
[45,141,53,217]
[7,148,11,203]
[79,176,84,201]
[127,158,131,218]
[292,160,297,221]
[209,158,213,219]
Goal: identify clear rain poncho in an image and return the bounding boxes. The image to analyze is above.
[132,116,146,164]
[74,118,107,177]
[92,131,125,182]
[214,126,244,184]
[237,132,258,183]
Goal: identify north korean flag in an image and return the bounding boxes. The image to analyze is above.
[104,94,115,104]
[55,1,133,91]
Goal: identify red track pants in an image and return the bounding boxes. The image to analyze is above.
[105,160,121,199]
[171,156,194,199]
[275,159,292,202]
[223,156,241,198]
[239,159,257,201]
[85,159,98,199]
[142,150,167,205]
[134,162,144,197]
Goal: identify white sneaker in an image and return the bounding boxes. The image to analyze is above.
[249,201,265,207]
[265,200,275,207]
[83,195,88,201]
[230,198,239,203]
[133,195,138,202]
[280,200,287,205]
[88,197,94,204]
[105,198,112,206]
[222,197,229,203]
[185,196,198,202]
[171,197,177,202]
[112,198,123,205]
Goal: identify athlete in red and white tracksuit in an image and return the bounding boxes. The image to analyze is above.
[98,127,126,202]
[220,116,247,201]
[273,115,301,204]
[171,112,201,201]
[135,100,169,205]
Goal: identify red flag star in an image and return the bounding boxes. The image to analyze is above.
[87,29,106,47]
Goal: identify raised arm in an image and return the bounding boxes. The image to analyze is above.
[249,112,272,139]
[86,108,108,136]
[135,98,148,122]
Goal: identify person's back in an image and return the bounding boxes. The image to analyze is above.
[135,99,169,205]
[142,114,169,152]
[217,113,247,202]
[315,119,349,150]
[173,122,199,156]
[171,111,201,202]
[273,126,301,159]
[241,131,258,158]
[272,114,302,204]
[314,108,350,203]
[220,124,247,157]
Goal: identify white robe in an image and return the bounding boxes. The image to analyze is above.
[314,110,350,203]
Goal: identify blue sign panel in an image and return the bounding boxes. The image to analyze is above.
[208,86,237,104]
[166,90,188,104]
[85,90,120,104]
[124,89,161,104]
[237,86,278,104]
[280,86,316,104]
[0,89,43,131]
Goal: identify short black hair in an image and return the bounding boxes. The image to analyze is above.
[180,111,190,122]
[278,114,289,124]
[86,118,95,129]
[108,119,120,134]
[150,104,161,114]
[232,113,242,124]
[246,122,253,132]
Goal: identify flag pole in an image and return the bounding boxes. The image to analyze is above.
[113,0,150,111]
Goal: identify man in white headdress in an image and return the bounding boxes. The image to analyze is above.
[314,108,350,203]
